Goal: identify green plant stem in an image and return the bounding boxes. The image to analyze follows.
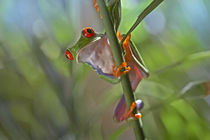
[121,0,164,44]
[96,0,145,139]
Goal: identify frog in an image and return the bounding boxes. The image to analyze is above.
[65,27,149,121]
[65,0,150,122]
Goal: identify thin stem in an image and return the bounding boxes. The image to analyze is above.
[121,0,164,44]
[96,0,145,139]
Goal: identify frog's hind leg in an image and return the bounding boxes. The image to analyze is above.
[114,96,143,122]
[93,0,102,18]
[123,100,143,120]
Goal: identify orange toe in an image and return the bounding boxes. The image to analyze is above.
[93,0,102,18]
[123,102,143,121]
[121,62,127,68]
[112,62,130,77]
[134,113,142,119]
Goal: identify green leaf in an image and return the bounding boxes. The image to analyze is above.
[180,80,210,98]
[154,51,210,75]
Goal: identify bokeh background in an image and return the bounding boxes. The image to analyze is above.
[0,0,210,140]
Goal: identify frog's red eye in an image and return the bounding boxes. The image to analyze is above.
[82,27,95,38]
[65,50,74,60]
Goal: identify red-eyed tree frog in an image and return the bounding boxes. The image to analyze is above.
[65,27,149,121]
[65,0,149,122]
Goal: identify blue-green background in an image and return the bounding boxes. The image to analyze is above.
[0,0,210,140]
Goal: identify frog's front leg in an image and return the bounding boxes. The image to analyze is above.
[112,62,131,77]
[111,31,132,77]
[123,99,144,120]
[117,30,131,47]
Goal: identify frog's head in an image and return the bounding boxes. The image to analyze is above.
[65,27,102,61]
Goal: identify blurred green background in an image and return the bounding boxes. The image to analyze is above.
[0,0,210,140]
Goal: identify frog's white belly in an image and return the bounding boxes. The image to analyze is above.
[77,36,115,75]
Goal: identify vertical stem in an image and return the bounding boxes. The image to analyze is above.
[96,0,145,139]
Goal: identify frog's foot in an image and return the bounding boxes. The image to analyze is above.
[117,31,131,47]
[123,34,131,47]
[123,100,144,120]
[93,0,102,18]
[113,62,131,77]
[129,112,142,119]
[117,30,123,40]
